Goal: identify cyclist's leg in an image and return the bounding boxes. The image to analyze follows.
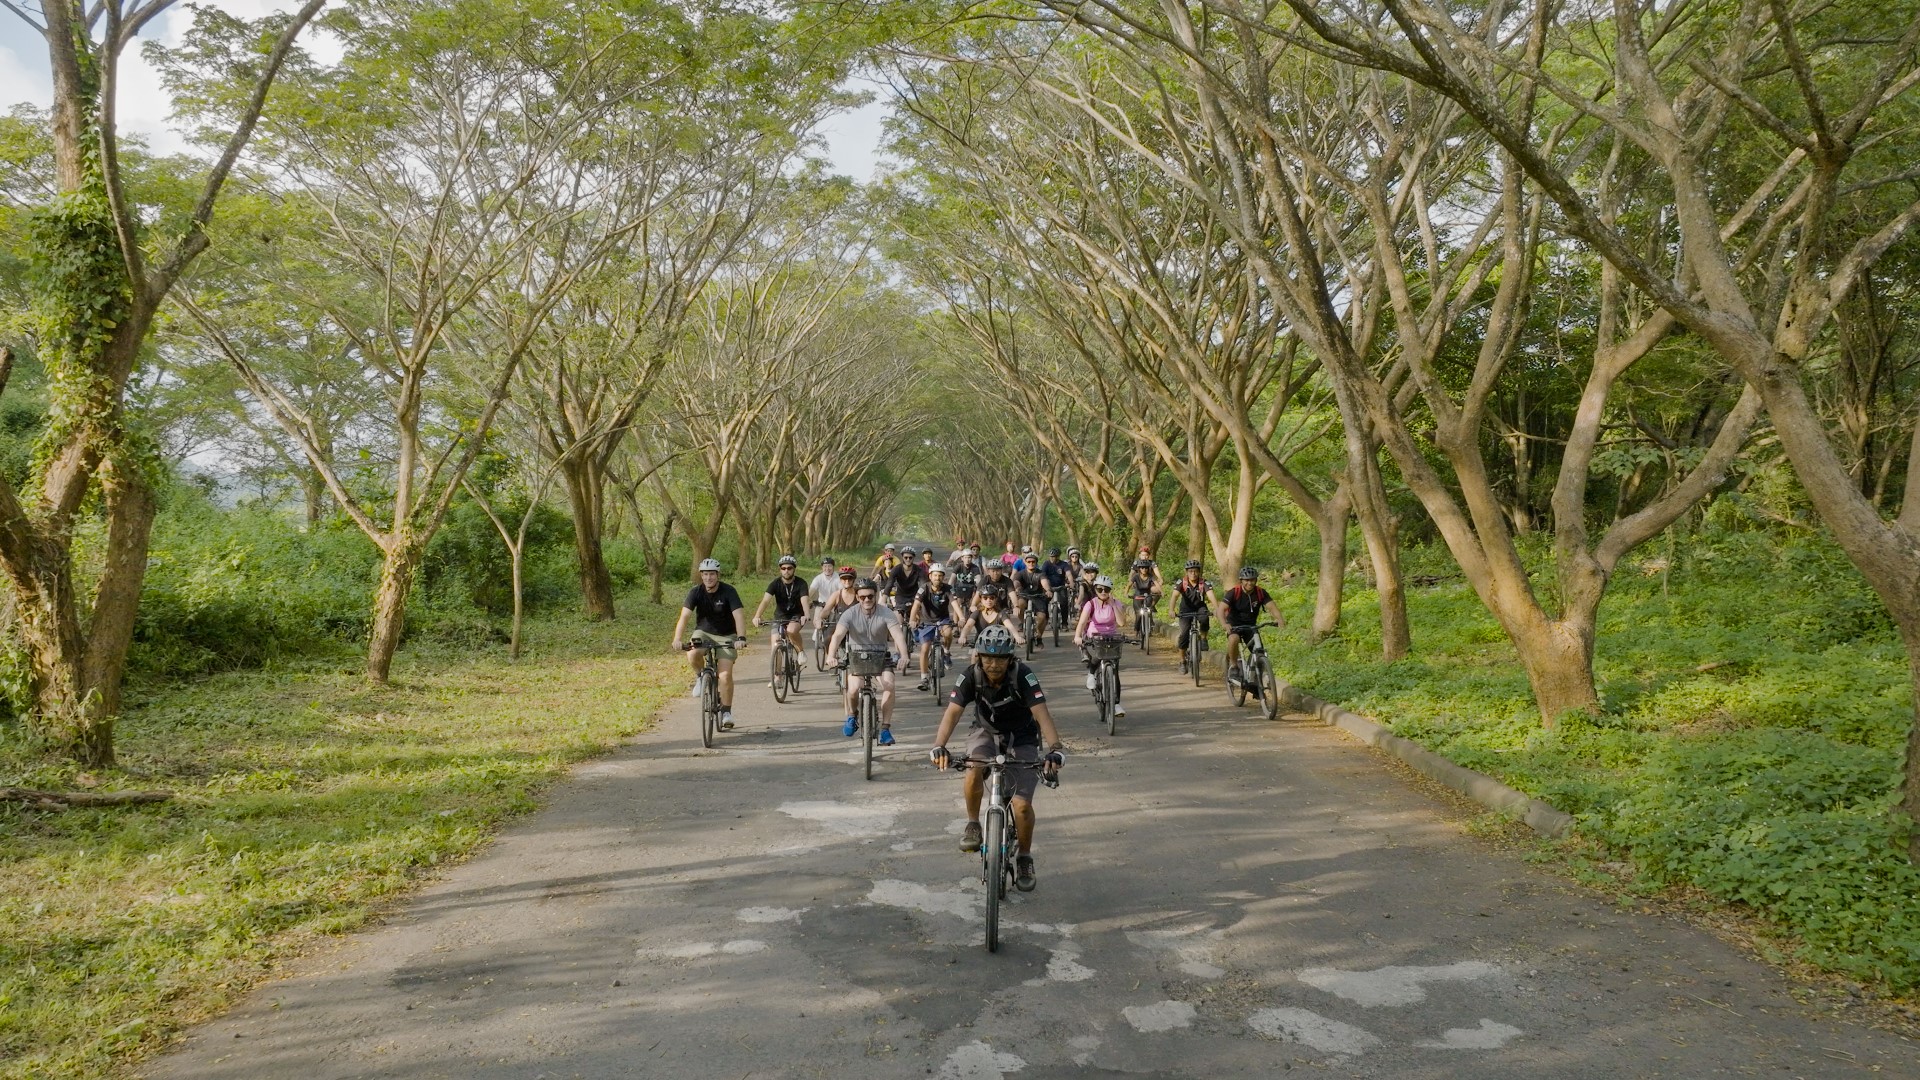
[786,619,803,653]
[1011,795,1036,854]
[716,655,735,707]
[961,728,994,821]
[1007,746,1042,853]
[1176,614,1190,651]
[878,668,897,727]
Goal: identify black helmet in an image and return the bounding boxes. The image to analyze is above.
[979,584,1005,599]
[1184,559,1203,572]
[974,624,1017,657]
[1238,566,1259,580]
[856,577,881,592]
[1132,558,1152,569]
[1048,547,1061,557]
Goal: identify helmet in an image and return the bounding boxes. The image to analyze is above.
[856,577,880,592]
[820,555,835,566]
[928,564,946,577]
[1138,547,1152,557]
[901,547,917,557]
[837,566,856,579]
[1023,553,1038,563]
[1021,545,1033,554]
[1082,561,1099,573]
[777,554,797,567]
[1239,566,1259,580]
[1132,558,1152,570]
[698,558,721,572]
[884,543,897,552]
[1094,575,1114,590]
[974,624,1017,657]
[978,584,1004,599]
[1184,559,1203,572]
[1048,547,1060,557]
[1067,546,1079,556]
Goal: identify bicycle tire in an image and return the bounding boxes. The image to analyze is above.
[931,643,945,700]
[1141,608,1152,653]
[1257,655,1281,720]
[1228,656,1248,707]
[862,690,877,781]
[983,808,1006,952]
[1023,610,1035,659]
[813,632,827,673]
[771,643,789,703]
[1101,664,1118,735]
[786,647,801,694]
[701,669,719,748]
[1189,628,1204,687]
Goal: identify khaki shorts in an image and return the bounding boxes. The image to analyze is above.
[691,629,739,661]
[965,729,1043,802]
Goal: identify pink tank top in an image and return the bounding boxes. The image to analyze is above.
[1082,597,1122,636]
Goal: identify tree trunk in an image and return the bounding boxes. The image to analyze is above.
[1348,444,1409,661]
[562,457,617,621]
[1312,481,1352,640]
[508,542,525,661]
[1512,612,1601,723]
[366,538,420,684]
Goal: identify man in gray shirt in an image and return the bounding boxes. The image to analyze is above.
[825,577,912,745]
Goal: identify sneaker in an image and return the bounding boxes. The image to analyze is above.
[842,715,858,737]
[1014,855,1036,892]
[718,711,735,731]
[690,674,706,698]
[917,677,930,691]
[1113,703,1127,718]
[960,821,983,852]
[1179,658,1190,675]
[1085,673,1097,691]
[878,727,895,747]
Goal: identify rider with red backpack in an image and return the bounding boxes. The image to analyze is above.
[1218,565,1285,673]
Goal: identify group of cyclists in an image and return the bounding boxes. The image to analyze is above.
[668,541,1288,893]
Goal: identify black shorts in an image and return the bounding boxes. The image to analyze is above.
[965,729,1043,801]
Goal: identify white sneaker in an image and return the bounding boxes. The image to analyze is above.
[1113,703,1127,718]
[1085,673,1097,691]
[690,675,705,698]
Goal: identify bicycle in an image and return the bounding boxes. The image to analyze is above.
[1226,621,1283,721]
[1132,593,1154,653]
[1020,599,1040,660]
[769,622,801,703]
[952,748,1053,952]
[924,623,953,700]
[1052,586,1072,647]
[1177,612,1209,687]
[843,647,891,780]
[1084,634,1136,735]
[813,610,837,672]
[681,640,738,749]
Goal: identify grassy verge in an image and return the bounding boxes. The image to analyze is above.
[0,593,684,1080]
[1267,532,1920,996]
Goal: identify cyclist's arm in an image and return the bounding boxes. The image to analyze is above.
[946,597,965,625]
[826,621,849,665]
[1071,605,1091,645]
[1266,596,1285,630]
[909,598,927,627]
[731,603,748,641]
[749,593,772,627]
[930,699,965,758]
[1033,702,1063,753]
[671,607,692,649]
[888,620,911,658]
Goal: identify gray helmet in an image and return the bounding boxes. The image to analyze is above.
[697,558,721,572]
[1184,559,1203,572]
[1239,565,1259,580]
[974,624,1016,657]
[1094,575,1114,589]
[777,554,797,567]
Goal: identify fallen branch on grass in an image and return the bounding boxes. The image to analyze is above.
[0,787,173,809]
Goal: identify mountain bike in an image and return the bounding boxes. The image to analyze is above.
[813,611,837,672]
[1226,621,1282,721]
[924,623,953,700]
[1084,634,1135,735]
[769,622,801,703]
[1131,593,1154,653]
[1052,586,1072,647]
[1177,612,1209,687]
[844,647,891,780]
[682,641,732,748]
[1020,599,1039,660]
[953,749,1053,952]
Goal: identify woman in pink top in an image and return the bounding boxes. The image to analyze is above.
[1072,574,1127,717]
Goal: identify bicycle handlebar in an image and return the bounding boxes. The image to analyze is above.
[1227,621,1280,632]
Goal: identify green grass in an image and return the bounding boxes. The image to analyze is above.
[1267,532,1920,994]
[0,593,685,1080]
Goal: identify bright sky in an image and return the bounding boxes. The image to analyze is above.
[0,2,891,181]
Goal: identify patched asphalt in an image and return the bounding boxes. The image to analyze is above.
[144,629,1915,1078]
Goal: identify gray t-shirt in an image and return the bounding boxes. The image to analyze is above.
[837,603,901,649]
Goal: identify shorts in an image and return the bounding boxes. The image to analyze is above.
[914,620,952,644]
[965,728,1043,801]
[690,629,739,660]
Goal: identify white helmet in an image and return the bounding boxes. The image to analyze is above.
[698,558,721,572]
[1094,575,1113,589]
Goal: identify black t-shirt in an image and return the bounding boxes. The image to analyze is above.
[1012,567,1047,596]
[888,564,926,609]
[948,660,1047,746]
[1223,584,1273,626]
[1128,568,1156,596]
[952,564,981,595]
[684,582,745,636]
[764,576,808,620]
[1174,579,1213,615]
[915,583,956,622]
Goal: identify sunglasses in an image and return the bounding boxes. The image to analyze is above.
[856,592,877,601]
[1095,586,1112,593]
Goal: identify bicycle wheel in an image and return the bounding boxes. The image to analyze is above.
[1188,628,1204,687]
[1257,655,1281,721]
[1051,599,1062,647]
[862,691,877,781]
[786,647,801,694]
[983,808,1006,952]
[814,630,827,672]
[930,643,945,700]
[1140,608,1152,652]
[771,644,789,703]
[1023,611,1035,659]
[701,670,718,748]
[1102,665,1119,735]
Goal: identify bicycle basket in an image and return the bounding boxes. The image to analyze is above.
[1085,637,1125,661]
[848,647,891,676]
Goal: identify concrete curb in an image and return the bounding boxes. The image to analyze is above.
[1148,617,1574,838]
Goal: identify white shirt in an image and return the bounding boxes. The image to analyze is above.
[809,571,838,606]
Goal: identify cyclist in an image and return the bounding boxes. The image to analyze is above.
[1133,546,1164,592]
[826,578,912,746]
[1064,546,1084,581]
[980,556,1014,602]
[887,548,928,663]
[750,554,809,686]
[928,624,1066,893]
[960,583,1025,650]
[950,548,982,617]
[999,541,1020,569]
[909,564,964,691]
[1040,546,1072,597]
[1071,574,1128,718]
[1219,565,1285,679]
[1073,560,1102,610]
[822,564,860,620]
[1168,560,1220,674]
[809,557,840,633]
[671,558,749,730]
[873,543,900,580]
[1012,552,1054,643]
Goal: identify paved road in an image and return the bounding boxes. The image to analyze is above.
[147,630,1914,1079]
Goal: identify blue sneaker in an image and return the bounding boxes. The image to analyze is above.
[878,727,895,747]
[842,715,858,737]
